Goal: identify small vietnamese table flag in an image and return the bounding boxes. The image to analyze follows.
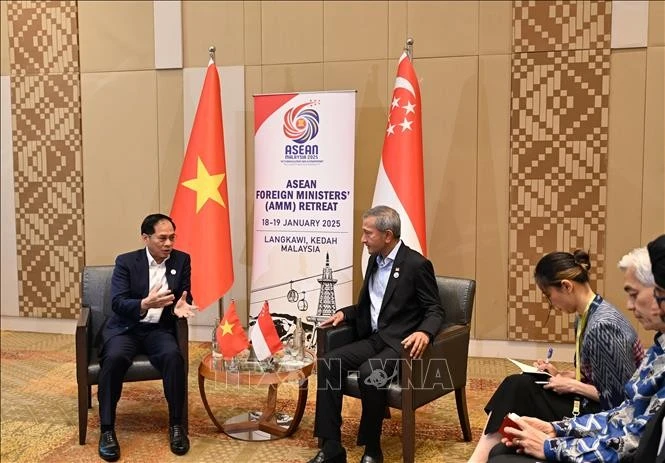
[170,59,234,310]
[368,50,427,257]
[217,300,248,359]
[250,301,283,361]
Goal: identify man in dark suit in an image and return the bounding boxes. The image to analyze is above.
[308,206,444,463]
[97,213,197,461]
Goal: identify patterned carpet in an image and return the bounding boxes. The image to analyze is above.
[0,331,566,462]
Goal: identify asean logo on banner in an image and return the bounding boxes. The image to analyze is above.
[282,101,321,163]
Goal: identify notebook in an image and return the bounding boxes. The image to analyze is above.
[507,358,552,380]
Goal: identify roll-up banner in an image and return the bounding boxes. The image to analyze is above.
[251,91,356,344]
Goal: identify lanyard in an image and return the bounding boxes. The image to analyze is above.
[572,294,600,415]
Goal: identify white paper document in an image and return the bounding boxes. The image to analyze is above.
[507,358,552,378]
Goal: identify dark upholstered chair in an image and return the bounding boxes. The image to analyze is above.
[75,265,188,445]
[316,275,476,463]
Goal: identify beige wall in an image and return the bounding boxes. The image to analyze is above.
[0,1,8,76]
[1,1,663,343]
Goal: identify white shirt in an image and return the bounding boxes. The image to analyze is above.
[368,240,401,332]
[143,248,169,323]
[146,247,169,291]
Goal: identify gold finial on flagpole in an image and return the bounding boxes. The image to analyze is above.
[404,37,414,60]
[208,46,216,62]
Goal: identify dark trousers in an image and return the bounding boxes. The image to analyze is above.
[98,325,185,428]
[484,374,602,434]
[313,333,399,449]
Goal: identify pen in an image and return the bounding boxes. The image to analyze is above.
[545,346,554,364]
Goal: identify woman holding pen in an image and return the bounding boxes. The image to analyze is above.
[468,250,645,463]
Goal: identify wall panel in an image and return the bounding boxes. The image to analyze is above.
[508,1,612,342]
[7,1,84,318]
[323,1,388,62]
[475,54,511,340]
[156,69,184,212]
[605,50,648,344]
[243,1,262,66]
[153,0,183,69]
[649,0,665,46]
[407,1,478,58]
[261,63,324,93]
[417,56,478,280]
[642,47,665,244]
[0,1,9,76]
[261,1,323,65]
[611,0,648,49]
[181,1,244,68]
[479,0,512,55]
[388,1,408,58]
[1,75,19,316]
[82,71,159,265]
[78,1,154,73]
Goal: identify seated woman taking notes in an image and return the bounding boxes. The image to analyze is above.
[468,250,645,463]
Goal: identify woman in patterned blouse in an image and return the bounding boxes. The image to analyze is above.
[489,240,665,463]
[469,250,645,463]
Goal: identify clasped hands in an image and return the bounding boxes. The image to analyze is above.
[141,285,197,319]
[501,415,555,460]
[319,311,430,358]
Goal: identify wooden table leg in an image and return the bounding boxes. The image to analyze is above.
[199,370,311,439]
[257,378,309,438]
[198,372,224,432]
[257,384,283,435]
[285,378,309,435]
[223,419,260,434]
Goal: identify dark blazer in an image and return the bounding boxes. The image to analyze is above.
[101,248,192,346]
[341,243,444,353]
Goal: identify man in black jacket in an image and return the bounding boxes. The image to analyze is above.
[97,214,196,461]
[308,206,444,463]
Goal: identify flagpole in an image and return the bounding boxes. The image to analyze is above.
[404,37,414,60]
[207,44,224,322]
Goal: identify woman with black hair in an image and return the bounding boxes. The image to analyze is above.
[468,250,644,462]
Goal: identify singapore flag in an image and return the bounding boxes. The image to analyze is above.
[363,52,427,271]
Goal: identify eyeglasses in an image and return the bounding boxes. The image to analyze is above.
[150,234,176,243]
[654,288,665,309]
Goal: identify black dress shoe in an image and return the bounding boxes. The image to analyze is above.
[98,430,120,462]
[359,452,383,463]
[307,448,347,463]
[169,424,190,456]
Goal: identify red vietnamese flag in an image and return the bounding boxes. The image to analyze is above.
[217,300,249,359]
[368,52,426,257]
[171,60,233,309]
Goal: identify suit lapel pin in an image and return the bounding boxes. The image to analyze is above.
[393,267,400,279]
[171,269,176,275]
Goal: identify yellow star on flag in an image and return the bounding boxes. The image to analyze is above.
[181,157,226,213]
[220,320,234,335]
